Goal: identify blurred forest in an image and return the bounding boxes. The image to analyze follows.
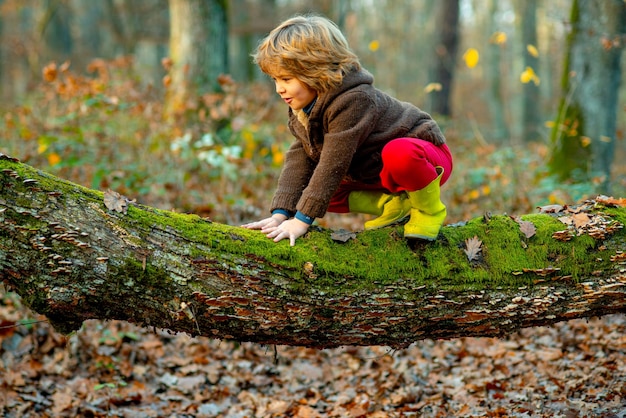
[0,0,624,228]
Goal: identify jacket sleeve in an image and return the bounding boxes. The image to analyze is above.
[270,139,315,215]
[412,114,446,146]
[295,94,378,218]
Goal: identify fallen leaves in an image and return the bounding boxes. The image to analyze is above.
[516,218,537,239]
[553,209,623,242]
[596,195,626,207]
[464,236,482,262]
[0,152,20,163]
[103,189,135,214]
[2,293,626,416]
[330,229,356,243]
[536,197,625,242]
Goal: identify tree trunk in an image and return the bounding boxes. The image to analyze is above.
[0,0,4,101]
[228,0,275,83]
[40,0,74,64]
[1,155,626,349]
[515,0,542,142]
[164,0,228,119]
[486,0,510,142]
[428,0,459,117]
[549,0,625,191]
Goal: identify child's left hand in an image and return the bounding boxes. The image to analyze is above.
[263,218,310,246]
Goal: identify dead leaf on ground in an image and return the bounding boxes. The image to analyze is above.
[464,236,482,262]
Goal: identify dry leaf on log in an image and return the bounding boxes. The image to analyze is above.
[596,195,626,207]
[537,204,564,213]
[515,218,536,239]
[464,236,483,262]
[330,229,356,243]
[103,189,135,214]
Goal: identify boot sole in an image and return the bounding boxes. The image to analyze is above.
[404,232,438,241]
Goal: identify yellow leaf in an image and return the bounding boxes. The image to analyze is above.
[271,144,284,166]
[368,40,380,52]
[580,136,591,147]
[520,67,540,85]
[424,82,442,93]
[48,153,61,166]
[490,31,507,45]
[38,143,48,154]
[469,189,480,200]
[526,44,539,57]
[463,48,480,68]
[242,129,255,159]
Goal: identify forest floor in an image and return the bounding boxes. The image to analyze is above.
[1,292,625,417]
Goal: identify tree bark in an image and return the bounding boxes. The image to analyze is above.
[428,0,459,117]
[486,0,510,142]
[164,0,228,119]
[514,0,542,142]
[549,0,625,191]
[1,154,626,349]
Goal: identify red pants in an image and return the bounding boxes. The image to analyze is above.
[328,138,453,213]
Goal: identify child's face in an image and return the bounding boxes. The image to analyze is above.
[271,72,317,111]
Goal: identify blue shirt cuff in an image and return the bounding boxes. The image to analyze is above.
[295,211,315,225]
[272,209,293,218]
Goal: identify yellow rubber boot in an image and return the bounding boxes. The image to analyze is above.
[348,191,411,230]
[404,168,446,240]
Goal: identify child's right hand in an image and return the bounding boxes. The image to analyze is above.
[241,214,287,231]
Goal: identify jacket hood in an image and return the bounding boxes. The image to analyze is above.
[308,68,374,118]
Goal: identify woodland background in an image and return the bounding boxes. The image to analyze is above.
[1,0,626,416]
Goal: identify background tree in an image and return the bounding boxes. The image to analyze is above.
[549,0,626,192]
[39,0,72,64]
[514,0,542,142]
[229,0,277,83]
[428,0,460,117]
[164,0,228,119]
[0,0,4,101]
[485,0,510,142]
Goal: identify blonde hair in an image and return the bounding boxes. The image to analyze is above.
[253,15,361,93]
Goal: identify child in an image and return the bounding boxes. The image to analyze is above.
[242,15,453,246]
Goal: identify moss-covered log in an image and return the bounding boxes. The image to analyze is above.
[1,154,625,349]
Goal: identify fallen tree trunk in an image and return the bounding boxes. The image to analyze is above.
[1,154,625,349]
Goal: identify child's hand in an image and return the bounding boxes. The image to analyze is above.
[263,218,310,246]
[242,214,287,230]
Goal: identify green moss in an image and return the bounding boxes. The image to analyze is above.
[121,205,620,296]
[3,158,625,299]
